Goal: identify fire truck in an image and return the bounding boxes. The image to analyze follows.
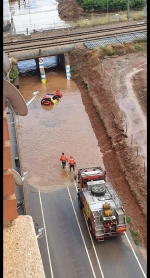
[75,166,127,242]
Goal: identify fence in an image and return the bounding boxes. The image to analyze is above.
[10,20,72,35]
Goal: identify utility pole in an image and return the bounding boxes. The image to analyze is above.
[11,17,13,32]
[127,0,130,19]
[107,0,108,16]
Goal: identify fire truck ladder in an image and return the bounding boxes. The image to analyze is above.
[106,182,123,208]
[93,214,104,235]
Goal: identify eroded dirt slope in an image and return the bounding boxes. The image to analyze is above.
[58,0,80,21]
[68,49,147,249]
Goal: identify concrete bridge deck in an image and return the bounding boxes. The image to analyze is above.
[5,44,75,61]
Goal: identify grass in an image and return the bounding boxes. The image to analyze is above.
[126,216,131,224]
[131,230,141,245]
[88,38,147,61]
[74,10,146,28]
[125,216,141,245]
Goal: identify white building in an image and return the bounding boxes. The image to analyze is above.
[3,0,11,29]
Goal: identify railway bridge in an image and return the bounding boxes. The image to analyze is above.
[3,21,147,81]
[4,29,78,81]
[5,40,74,81]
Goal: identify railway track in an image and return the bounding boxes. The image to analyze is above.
[4,23,147,54]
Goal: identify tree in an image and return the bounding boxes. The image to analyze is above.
[78,0,145,13]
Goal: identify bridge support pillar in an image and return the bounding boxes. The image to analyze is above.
[38,58,46,84]
[64,54,71,80]
[35,58,39,70]
[57,55,65,68]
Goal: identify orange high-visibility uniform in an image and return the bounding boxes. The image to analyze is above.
[60,155,67,162]
[68,158,76,165]
[55,90,62,98]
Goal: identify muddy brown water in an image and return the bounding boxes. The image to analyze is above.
[16,68,104,189]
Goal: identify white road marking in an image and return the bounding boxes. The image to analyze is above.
[83,211,105,278]
[125,233,147,278]
[38,181,146,278]
[74,181,147,278]
[73,181,105,278]
[67,185,105,278]
[38,188,54,278]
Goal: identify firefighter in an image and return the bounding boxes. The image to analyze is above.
[68,156,76,171]
[60,152,68,168]
[55,90,62,98]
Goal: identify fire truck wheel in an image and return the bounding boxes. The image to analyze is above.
[91,185,106,196]
[87,219,93,235]
[78,199,84,210]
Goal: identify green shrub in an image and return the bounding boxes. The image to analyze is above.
[105,45,114,56]
[134,44,141,51]
[131,230,141,245]
[9,69,19,82]
[132,230,138,236]
[78,0,145,13]
[126,216,131,224]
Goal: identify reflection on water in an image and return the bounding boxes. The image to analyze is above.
[18,59,37,74]
[18,56,58,74]
[10,0,70,34]
[16,66,104,189]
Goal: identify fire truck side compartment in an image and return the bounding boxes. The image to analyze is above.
[116,208,125,224]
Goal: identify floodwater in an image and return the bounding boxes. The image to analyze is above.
[15,61,104,189]
[9,0,70,34]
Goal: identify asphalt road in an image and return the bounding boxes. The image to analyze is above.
[23,177,147,278]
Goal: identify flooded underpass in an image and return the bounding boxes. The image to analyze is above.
[4,2,147,276]
[15,58,104,190]
[12,59,108,277]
